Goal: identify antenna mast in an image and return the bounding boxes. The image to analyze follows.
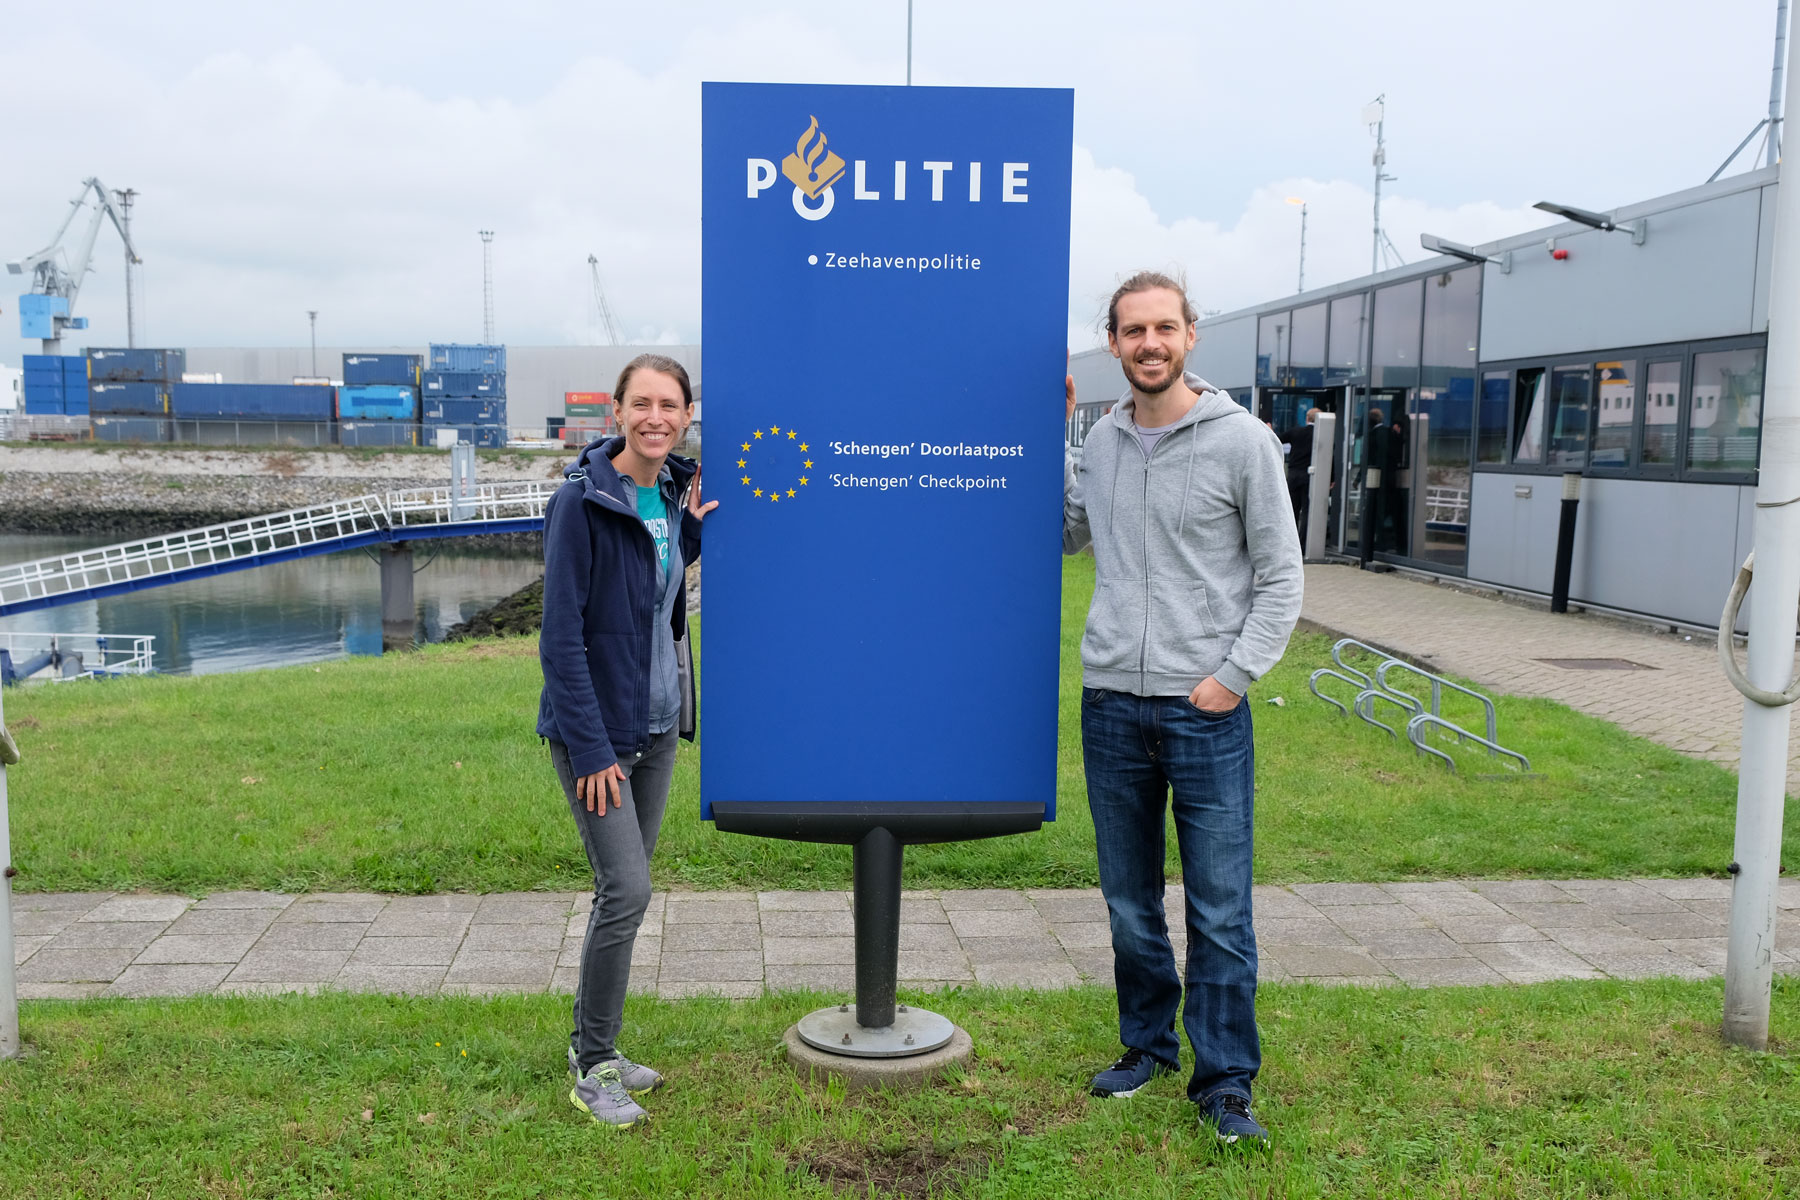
[1365,96,1404,273]
[479,230,495,343]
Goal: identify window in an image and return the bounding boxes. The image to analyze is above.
[1642,361,1680,467]
[1257,313,1287,387]
[1287,304,1326,387]
[1512,368,1547,464]
[1478,371,1510,463]
[1687,347,1764,473]
[1546,366,1592,469]
[1327,292,1368,383]
[1590,362,1633,469]
[1371,280,1423,389]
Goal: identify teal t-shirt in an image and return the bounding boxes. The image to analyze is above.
[636,484,670,585]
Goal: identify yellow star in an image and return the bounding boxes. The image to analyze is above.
[736,458,746,468]
[786,489,796,498]
[799,443,809,452]
[770,425,781,435]
[799,476,809,486]
[803,459,814,469]
[770,491,781,503]
[740,475,751,485]
[740,442,750,451]
[753,488,763,497]
[753,431,762,440]
[787,430,797,440]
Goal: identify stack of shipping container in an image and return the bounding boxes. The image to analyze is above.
[88,348,185,443]
[338,353,423,447]
[560,391,614,445]
[422,344,506,447]
[20,355,90,419]
[170,380,336,445]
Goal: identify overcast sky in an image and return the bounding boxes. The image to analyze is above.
[0,0,1782,365]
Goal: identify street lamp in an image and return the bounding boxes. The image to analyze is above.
[307,310,318,378]
[1285,197,1308,293]
[1419,233,1512,274]
[1531,200,1647,245]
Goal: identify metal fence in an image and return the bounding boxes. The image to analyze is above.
[0,632,156,685]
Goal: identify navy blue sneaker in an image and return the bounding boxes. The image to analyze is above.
[1205,1094,1270,1146]
[1088,1047,1175,1098]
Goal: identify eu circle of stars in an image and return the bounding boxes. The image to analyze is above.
[737,425,812,506]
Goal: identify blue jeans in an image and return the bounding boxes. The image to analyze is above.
[1080,687,1260,1105]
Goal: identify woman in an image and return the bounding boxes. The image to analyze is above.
[537,353,714,1129]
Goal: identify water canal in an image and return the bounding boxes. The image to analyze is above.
[0,532,544,675]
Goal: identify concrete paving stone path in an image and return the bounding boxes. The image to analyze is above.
[1300,563,1800,787]
[12,879,1798,1000]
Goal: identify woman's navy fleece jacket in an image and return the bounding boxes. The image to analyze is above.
[536,437,702,778]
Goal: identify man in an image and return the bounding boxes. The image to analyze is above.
[1063,271,1303,1145]
[1278,407,1318,545]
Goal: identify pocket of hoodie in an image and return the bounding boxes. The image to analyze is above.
[1144,579,1220,670]
[1081,579,1145,671]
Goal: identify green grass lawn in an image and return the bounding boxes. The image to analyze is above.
[5,556,1783,895]
[2,979,1795,1198]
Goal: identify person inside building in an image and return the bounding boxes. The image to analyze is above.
[537,353,715,1129]
[1278,407,1319,545]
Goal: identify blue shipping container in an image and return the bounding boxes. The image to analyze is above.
[428,343,506,373]
[422,397,501,423]
[87,348,186,383]
[342,353,422,386]
[340,421,418,448]
[89,382,169,414]
[337,385,417,421]
[23,396,65,415]
[65,392,89,416]
[421,370,504,399]
[92,417,169,444]
[23,368,62,392]
[170,383,334,422]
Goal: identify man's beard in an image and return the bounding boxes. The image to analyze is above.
[1122,349,1185,395]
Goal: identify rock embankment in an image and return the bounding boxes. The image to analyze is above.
[0,446,569,537]
[445,562,702,641]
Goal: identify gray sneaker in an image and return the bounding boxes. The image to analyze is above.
[569,1064,647,1129]
[569,1045,665,1095]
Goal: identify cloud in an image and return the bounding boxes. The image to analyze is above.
[1066,147,1553,348]
[0,26,1596,367]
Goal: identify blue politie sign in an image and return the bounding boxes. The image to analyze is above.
[701,82,1072,840]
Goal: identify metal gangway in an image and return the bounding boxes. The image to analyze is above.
[1309,638,1532,776]
[0,479,560,618]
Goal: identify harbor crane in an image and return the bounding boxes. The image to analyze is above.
[6,177,141,355]
[588,254,624,345]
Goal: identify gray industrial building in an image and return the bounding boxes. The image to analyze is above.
[1069,164,1779,632]
[183,344,702,435]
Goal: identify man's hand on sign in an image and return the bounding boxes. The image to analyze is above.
[687,463,720,522]
[1066,351,1077,421]
[1190,676,1242,715]
[576,765,627,814]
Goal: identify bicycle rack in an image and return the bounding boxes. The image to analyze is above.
[1354,686,1420,740]
[1376,658,1499,747]
[1407,713,1532,776]
[1311,637,1530,775]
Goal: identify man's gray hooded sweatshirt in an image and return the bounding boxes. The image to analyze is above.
[1064,372,1303,698]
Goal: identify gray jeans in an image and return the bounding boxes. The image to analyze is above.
[550,731,678,1071]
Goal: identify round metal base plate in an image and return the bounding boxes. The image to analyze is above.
[794,1005,956,1058]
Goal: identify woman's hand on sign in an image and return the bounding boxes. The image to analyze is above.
[687,464,720,522]
[576,765,627,814]
[1065,350,1077,421]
